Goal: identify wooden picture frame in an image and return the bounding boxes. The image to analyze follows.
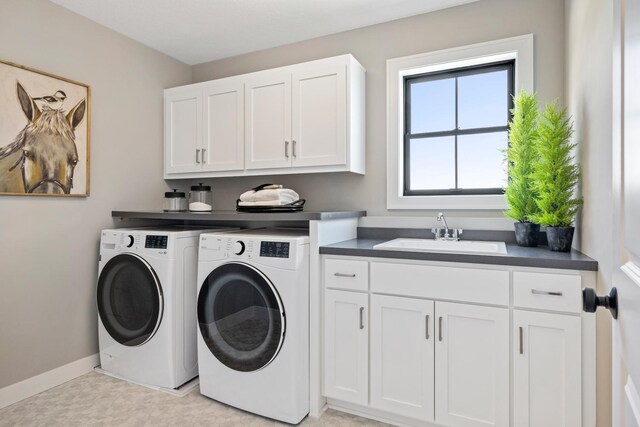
[0,60,91,196]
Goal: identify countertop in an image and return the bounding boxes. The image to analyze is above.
[112,210,366,222]
[320,238,598,271]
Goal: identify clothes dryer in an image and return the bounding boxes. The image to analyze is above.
[196,229,310,423]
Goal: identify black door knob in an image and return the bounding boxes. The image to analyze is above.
[583,287,618,319]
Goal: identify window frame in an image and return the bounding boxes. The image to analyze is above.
[387,34,534,210]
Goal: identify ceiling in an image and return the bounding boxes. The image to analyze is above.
[50,0,479,65]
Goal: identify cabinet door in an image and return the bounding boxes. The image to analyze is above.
[324,289,368,405]
[245,70,292,170]
[513,310,581,427]
[370,295,435,422]
[292,61,347,168]
[164,86,202,174]
[435,302,509,427]
[201,79,244,172]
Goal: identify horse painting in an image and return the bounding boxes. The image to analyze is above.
[0,82,86,194]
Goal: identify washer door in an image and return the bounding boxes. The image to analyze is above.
[97,254,163,347]
[197,262,285,372]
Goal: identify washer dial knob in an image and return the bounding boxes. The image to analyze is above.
[126,235,134,248]
[234,240,246,255]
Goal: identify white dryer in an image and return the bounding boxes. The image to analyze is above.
[97,225,237,389]
[196,229,310,424]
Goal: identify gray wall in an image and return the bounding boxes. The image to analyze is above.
[0,0,191,388]
[189,0,566,222]
[565,1,613,426]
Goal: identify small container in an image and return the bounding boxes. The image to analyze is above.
[164,189,187,212]
[189,183,213,212]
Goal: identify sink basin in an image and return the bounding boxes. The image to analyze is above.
[373,238,508,255]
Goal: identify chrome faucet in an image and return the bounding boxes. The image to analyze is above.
[432,212,463,241]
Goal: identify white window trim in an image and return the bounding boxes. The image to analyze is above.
[386,34,534,210]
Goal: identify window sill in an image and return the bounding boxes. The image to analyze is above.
[387,193,508,210]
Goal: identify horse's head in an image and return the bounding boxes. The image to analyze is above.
[16,82,86,194]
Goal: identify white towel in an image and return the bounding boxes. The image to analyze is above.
[239,188,299,203]
[238,200,298,207]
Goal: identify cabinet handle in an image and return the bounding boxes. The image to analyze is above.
[519,326,524,354]
[531,289,563,296]
[359,307,364,330]
[438,316,443,342]
[285,141,290,158]
[196,149,201,164]
[202,148,206,164]
[425,315,430,340]
[292,139,297,157]
[334,272,356,278]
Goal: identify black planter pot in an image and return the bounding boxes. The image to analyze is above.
[514,222,540,247]
[546,226,575,252]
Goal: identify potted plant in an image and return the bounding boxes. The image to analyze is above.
[530,101,583,252]
[504,91,541,246]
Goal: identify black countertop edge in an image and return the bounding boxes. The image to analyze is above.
[112,210,367,221]
[320,238,598,271]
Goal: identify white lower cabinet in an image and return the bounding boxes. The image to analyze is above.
[513,310,582,427]
[370,295,435,421]
[324,289,368,405]
[435,302,510,427]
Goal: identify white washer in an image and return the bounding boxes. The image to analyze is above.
[97,225,237,389]
[196,228,310,424]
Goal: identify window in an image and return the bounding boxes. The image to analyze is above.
[387,34,534,210]
[404,61,514,195]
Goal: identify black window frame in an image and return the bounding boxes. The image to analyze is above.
[403,60,515,196]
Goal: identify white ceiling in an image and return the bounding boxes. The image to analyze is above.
[50,0,479,65]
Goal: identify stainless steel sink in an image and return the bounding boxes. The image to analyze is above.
[373,238,508,255]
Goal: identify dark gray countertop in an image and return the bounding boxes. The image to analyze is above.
[320,238,598,271]
[112,210,366,222]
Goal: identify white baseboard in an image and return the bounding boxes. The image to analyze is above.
[0,353,99,410]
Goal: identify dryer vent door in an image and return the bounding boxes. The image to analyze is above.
[97,254,163,346]
[197,262,285,372]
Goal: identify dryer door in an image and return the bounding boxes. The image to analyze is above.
[197,262,285,372]
[97,254,163,346]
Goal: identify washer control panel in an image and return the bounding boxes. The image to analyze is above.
[200,235,301,269]
[145,235,168,249]
[260,241,290,258]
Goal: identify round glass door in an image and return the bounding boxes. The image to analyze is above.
[197,262,285,372]
[97,254,163,347]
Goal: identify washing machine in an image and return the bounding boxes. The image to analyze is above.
[196,228,310,424]
[97,225,237,389]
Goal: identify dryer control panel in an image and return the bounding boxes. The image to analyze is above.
[199,235,306,270]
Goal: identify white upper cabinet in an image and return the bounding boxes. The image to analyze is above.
[164,54,365,179]
[165,86,202,174]
[201,79,244,172]
[244,69,292,170]
[292,58,347,168]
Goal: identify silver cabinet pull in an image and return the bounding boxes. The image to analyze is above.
[359,307,365,330]
[438,316,443,342]
[334,272,356,278]
[285,141,290,158]
[531,289,563,296]
[519,326,524,354]
[292,139,297,157]
[425,315,430,340]
[196,149,201,164]
[202,148,206,164]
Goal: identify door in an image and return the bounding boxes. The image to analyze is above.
[97,254,163,346]
[164,86,202,174]
[435,302,509,427]
[201,79,244,172]
[613,1,640,425]
[324,289,368,405]
[245,69,292,170]
[292,61,347,168]
[197,262,285,372]
[370,294,435,421]
[513,310,582,427]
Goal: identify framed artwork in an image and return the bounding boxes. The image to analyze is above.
[0,60,90,196]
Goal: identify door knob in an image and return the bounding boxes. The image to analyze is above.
[583,287,618,319]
